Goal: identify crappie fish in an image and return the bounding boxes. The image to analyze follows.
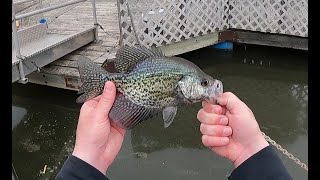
[76,45,223,129]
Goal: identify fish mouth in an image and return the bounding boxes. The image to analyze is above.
[207,98,218,104]
[206,79,223,104]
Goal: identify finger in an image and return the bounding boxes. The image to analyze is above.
[104,125,126,164]
[202,101,226,114]
[83,100,99,108]
[80,99,99,113]
[217,92,243,113]
[202,135,229,147]
[110,121,126,137]
[96,81,116,114]
[200,124,232,136]
[91,95,102,101]
[84,95,101,108]
[197,109,228,125]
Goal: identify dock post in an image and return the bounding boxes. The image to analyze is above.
[91,0,99,41]
[12,2,28,84]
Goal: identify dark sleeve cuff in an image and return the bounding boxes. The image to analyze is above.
[228,145,292,180]
[55,155,109,180]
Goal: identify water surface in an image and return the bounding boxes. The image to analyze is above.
[12,44,308,180]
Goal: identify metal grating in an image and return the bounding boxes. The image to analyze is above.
[12,23,47,50]
[12,27,95,65]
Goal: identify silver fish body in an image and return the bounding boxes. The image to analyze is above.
[76,46,223,129]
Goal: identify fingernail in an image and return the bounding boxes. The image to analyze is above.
[220,117,228,125]
[223,127,232,136]
[104,82,113,92]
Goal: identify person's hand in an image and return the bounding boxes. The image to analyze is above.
[197,92,269,167]
[72,81,126,175]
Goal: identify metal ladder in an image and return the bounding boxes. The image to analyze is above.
[12,0,99,83]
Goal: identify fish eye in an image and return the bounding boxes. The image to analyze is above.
[201,79,209,87]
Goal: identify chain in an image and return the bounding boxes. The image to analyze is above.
[261,132,308,172]
[20,55,52,74]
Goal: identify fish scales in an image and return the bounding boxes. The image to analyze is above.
[113,59,183,109]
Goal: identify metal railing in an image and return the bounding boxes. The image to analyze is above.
[12,0,98,83]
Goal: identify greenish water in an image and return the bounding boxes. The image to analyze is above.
[12,44,308,180]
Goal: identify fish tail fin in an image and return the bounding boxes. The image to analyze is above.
[76,56,110,103]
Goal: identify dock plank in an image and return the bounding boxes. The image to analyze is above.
[34,0,120,81]
[23,0,219,90]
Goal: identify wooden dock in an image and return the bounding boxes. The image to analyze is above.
[13,0,308,91]
[25,0,120,90]
[24,0,223,91]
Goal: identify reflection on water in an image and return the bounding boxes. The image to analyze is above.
[12,44,308,180]
[12,106,27,130]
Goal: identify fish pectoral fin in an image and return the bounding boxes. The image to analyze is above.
[109,94,158,129]
[162,106,177,128]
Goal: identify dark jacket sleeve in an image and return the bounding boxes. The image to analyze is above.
[228,145,292,180]
[55,155,109,180]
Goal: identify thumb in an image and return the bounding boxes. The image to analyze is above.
[217,92,242,113]
[96,81,116,114]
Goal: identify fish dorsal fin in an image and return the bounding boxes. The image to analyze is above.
[109,94,158,129]
[162,106,177,128]
[76,56,108,103]
[113,45,164,73]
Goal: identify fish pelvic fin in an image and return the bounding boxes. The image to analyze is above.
[76,56,110,103]
[162,106,177,128]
